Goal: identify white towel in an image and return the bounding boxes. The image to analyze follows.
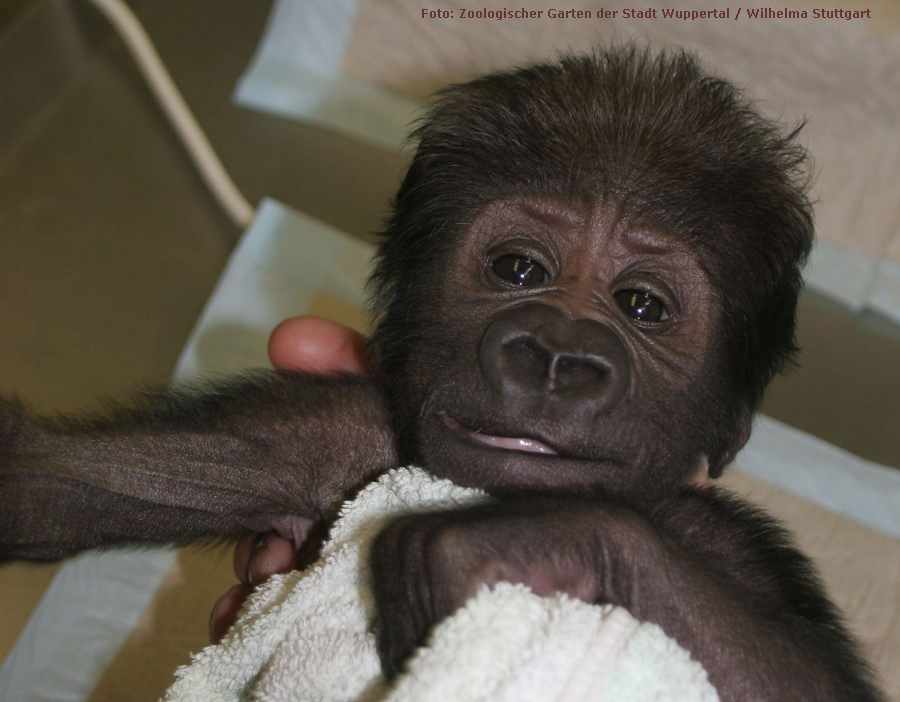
[164,467,719,702]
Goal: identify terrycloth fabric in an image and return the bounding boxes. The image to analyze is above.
[164,467,719,702]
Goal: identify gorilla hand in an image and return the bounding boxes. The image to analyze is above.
[369,499,636,677]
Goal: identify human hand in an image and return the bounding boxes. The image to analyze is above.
[209,316,370,642]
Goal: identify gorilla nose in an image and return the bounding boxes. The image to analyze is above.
[479,304,631,416]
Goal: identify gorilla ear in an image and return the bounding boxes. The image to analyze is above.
[707,408,753,479]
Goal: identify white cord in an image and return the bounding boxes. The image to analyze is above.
[82,0,256,228]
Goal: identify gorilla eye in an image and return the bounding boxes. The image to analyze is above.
[491,255,550,286]
[615,290,670,323]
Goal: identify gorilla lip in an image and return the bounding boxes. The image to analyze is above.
[443,416,559,456]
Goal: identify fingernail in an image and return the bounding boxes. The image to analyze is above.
[246,532,269,585]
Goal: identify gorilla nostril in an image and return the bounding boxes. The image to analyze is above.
[551,356,608,390]
[504,337,551,375]
[505,337,550,361]
[555,356,603,373]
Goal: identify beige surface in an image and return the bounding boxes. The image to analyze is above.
[0,563,60,664]
[308,291,374,336]
[88,546,236,702]
[347,0,900,97]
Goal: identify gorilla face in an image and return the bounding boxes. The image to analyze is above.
[399,198,724,508]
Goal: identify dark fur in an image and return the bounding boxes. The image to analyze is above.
[0,46,884,701]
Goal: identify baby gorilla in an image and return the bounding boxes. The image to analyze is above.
[0,46,886,701]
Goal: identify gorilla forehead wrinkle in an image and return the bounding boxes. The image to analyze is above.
[470,199,702,272]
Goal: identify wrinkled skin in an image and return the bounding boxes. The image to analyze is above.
[0,47,886,702]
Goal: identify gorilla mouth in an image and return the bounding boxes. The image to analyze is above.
[444,416,559,456]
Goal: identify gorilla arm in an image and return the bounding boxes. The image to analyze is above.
[0,373,397,561]
[369,491,884,702]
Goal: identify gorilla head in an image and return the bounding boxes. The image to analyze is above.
[368,46,813,507]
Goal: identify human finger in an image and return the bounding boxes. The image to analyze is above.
[209,583,252,643]
[268,316,370,374]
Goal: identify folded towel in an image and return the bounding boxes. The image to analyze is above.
[164,467,719,702]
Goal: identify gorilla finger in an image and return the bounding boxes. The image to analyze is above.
[374,593,422,679]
